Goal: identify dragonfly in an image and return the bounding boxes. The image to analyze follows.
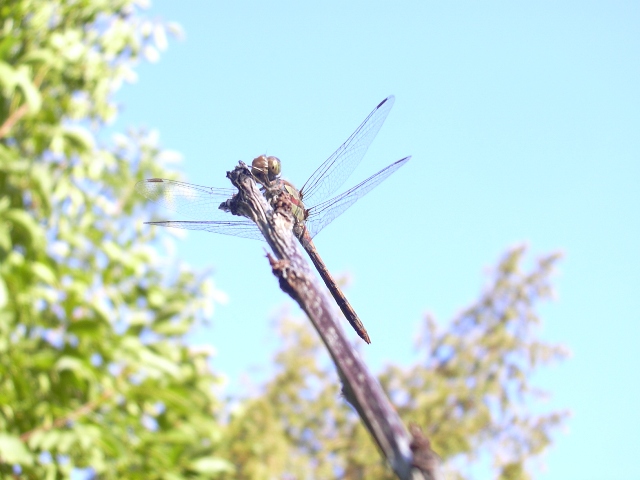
[136,96,410,344]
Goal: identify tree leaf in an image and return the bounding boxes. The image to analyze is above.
[189,457,235,474]
[0,433,34,465]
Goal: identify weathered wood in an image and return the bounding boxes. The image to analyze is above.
[221,162,439,480]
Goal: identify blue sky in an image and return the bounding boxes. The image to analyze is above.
[117,2,639,478]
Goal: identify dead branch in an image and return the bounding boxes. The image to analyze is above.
[221,162,440,480]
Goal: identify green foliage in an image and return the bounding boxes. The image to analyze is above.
[0,1,567,478]
[0,1,230,478]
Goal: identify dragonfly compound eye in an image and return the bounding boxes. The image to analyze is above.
[251,155,270,184]
[267,156,281,180]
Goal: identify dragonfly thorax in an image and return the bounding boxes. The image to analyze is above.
[280,180,308,224]
[251,155,281,185]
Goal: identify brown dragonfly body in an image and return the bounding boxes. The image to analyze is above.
[252,154,372,342]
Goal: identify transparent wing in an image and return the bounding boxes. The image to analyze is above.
[136,178,236,219]
[299,96,395,208]
[305,156,410,238]
[136,178,262,240]
[145,220,264,240]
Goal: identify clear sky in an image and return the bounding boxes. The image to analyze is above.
[117,2,639,478]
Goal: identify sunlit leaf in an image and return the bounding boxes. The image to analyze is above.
[0,433,33,465]
[14,65,42,112]
[31,262,56,285]
[55,356,94,380]
[189,457,236,474]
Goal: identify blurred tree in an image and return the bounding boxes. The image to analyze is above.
[0,1,568,479]
[0,0,232,478]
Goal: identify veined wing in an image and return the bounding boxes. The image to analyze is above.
[145,220,264,240]
[305,156,410,239]
[136,178,236,219]
[136,178,262,240]
[299,96,395,208]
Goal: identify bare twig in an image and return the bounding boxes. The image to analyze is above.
[20,390,114,442]
[222,162,440,480]
[0,104,29,139]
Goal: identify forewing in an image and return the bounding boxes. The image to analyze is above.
[136,178,262,240]
[299,96,395,207]
[305,156,410,238]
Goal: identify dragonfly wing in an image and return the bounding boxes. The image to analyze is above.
[136,178,263,240]
[135,178,237,221]
[305,156,410,238]
[146,220,264,241]
[299,96,395,207]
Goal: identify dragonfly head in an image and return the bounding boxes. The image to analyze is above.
[251,155,281,186]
